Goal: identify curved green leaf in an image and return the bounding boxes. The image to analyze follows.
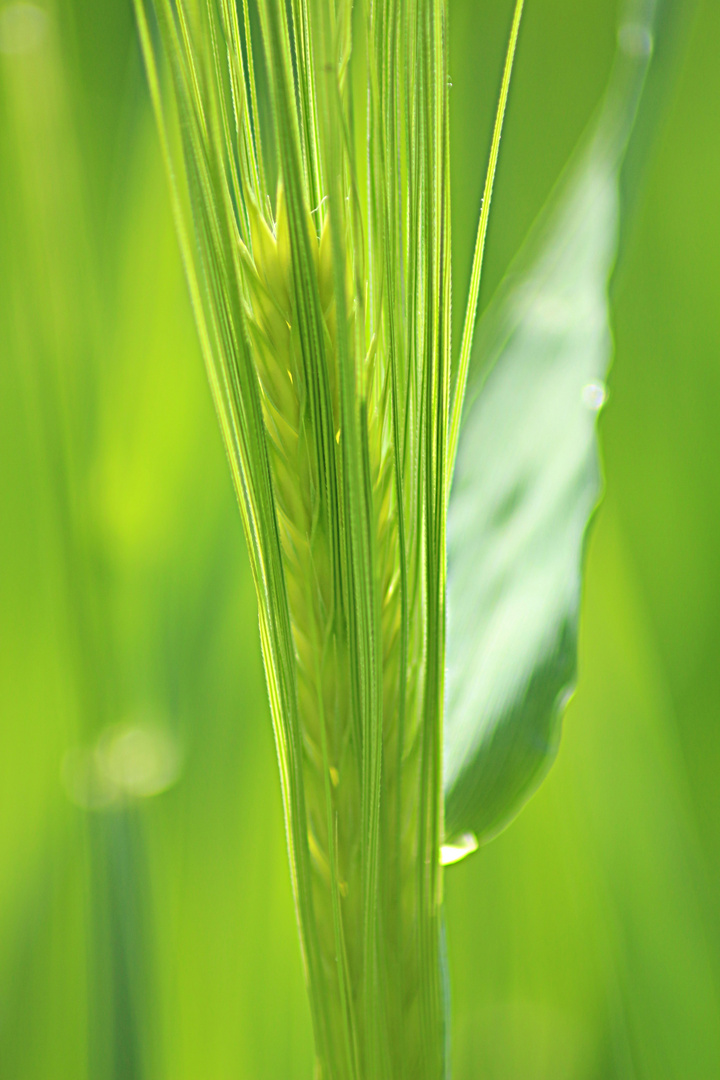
[443,19,654,848]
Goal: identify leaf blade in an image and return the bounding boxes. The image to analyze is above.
[443,25,653,846]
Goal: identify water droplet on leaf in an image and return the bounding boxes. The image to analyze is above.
[581,381,607,412]
[441,832,479,866]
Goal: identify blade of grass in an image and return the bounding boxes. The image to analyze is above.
[447,0,524,478]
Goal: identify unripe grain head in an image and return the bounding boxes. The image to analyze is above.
[134,0,521,1073]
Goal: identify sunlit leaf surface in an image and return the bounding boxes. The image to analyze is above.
[444,30,652,846]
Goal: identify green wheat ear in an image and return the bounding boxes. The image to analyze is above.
[134,0,523,1076]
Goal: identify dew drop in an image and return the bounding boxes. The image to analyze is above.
[581,381,607,412]
[441,832,479,866]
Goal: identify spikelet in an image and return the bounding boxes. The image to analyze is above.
[239,186,430,1075]
[135,0,453,1074]
[243,189,356,992]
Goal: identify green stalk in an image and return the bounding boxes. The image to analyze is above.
[133,0,523,1075]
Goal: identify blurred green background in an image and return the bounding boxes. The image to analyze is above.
[1,0,718,1077]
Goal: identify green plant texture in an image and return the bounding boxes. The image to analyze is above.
[133,0,524,1073]
[2,0,720,1078]
[130,0,660,1071]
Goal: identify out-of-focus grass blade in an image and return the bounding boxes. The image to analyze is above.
[0,7,160,1078]
[443,12,655,847]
